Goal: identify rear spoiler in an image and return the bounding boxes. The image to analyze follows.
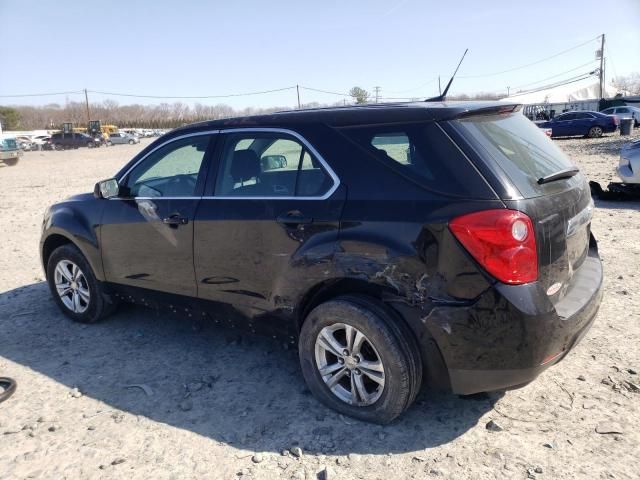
[455,104,522,119]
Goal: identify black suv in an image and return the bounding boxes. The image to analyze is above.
[40,102,603,423]
[50,132,100,149]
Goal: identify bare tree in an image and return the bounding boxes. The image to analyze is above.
[612,73,640,95]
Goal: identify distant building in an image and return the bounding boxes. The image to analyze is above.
[502,79,627,120]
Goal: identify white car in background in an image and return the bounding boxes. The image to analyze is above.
[601,106,640,127]
[618,139,640,183]
[32,135,51,149]
[107,132,140,145]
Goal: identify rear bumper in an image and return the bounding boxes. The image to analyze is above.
[418,246,603,395]
[0,150,21,165]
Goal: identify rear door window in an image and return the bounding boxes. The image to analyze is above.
[451,112,580,198]
[338,122,493,198]
[214,132,335,198]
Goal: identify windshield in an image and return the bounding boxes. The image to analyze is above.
[452,112,579,198]
[0,138,18,149]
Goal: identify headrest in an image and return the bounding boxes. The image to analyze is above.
[230,149,260,181]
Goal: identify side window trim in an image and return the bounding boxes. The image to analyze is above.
[208,128,340,200]
[113,130,220,200]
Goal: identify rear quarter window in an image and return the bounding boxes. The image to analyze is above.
[337,122,494,199]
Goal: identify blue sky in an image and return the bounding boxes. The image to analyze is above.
[1,0,638,109]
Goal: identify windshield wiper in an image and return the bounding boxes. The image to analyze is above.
[537,167,580,185]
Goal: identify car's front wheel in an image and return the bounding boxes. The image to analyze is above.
[299,295,422,424]
[46,244,116,323]
[588,126,603,138]
[128,139,135,145]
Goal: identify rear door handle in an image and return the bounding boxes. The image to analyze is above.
[163,214,189,227]
[277,211,312,226]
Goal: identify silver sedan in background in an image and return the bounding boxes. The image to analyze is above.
[107,132,140,145]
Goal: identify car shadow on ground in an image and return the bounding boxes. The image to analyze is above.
[0,282,500,455]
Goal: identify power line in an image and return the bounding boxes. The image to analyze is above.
[512,60,599,90]
[299,86,351,97]
[0,90,83,98]
[459,35,601,79]
[506,72,598,98]
[87,86,296,99]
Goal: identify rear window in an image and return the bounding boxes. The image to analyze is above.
[452,113,578,198]
[338,122,494,198]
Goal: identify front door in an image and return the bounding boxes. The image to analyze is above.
[100,133,216,296]
[552,113,575,136]
[194,129,344,319]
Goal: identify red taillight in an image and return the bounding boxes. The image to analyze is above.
[449,209,538,285]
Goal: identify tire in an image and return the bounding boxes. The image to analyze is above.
[0,377,17,404]
[87,141,94,148]
[588,126,603,138]
[129,139,135,145]
[54,143,63,151]
[299,295,422,424]
[46,244,116,323]
[106,141,113,146]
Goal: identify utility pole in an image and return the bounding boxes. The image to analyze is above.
[374,86,381,103]
[438,76,441,96]
[507,86,510,96]
[598,33,605,99]
[296,85,301,109]
[84,88,91,124]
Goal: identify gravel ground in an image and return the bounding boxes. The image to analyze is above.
[0,131,639,480]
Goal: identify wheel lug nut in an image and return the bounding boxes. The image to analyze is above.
[354,355,361,363]
[342,349,349,356]
[338,357,344,364]
[355,369,361,375]
[345,370,351,376]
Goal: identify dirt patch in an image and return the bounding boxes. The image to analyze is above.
[0,135,639,479]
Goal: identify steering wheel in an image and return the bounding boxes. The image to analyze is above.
[164,174,197,196]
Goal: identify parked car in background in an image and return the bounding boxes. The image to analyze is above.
[0,134,22,165]
[41,101,603,423]
[107,132,140,145]
[32,135,51,150]
[538,111,618,138]
[17,136,38,151]
[618,139,640,183]
[50,132,101,149]
[601,106,640,127]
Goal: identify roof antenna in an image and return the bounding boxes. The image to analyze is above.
[425,48,468,102]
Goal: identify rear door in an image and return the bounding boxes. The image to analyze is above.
[193,128,344,316]
[448,112,593,300]
[573,112,595,135]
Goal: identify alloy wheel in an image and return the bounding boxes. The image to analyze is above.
[314,323,385,406]
[54,259,90,313]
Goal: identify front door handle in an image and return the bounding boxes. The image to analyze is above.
[277,211,312,227]
[163,214,189,227]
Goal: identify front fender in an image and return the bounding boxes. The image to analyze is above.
[41,200,105,281]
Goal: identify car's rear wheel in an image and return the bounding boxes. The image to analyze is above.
[46,244,116,323]
[129,139,135,145]
[54,143,63,151]
[299,295,422,424]
[588,126,603,138]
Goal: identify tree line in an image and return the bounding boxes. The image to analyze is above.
[2,74,637,131]
[0,100,299,131]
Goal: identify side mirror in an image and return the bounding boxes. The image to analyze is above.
[94,178,119,199]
